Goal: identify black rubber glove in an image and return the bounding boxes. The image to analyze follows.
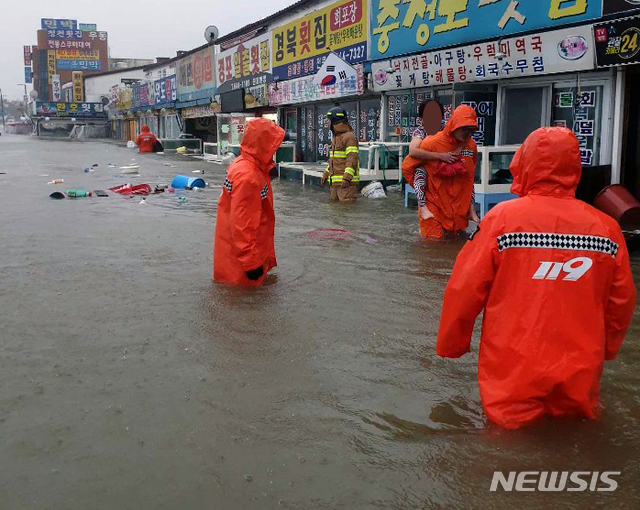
[246,266,264,281]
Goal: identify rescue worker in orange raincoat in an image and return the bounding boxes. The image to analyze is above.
[321,107,359,202]
[402,105,480,238]
[436,127,637,429]
[213,118,285,286]
[135,125,158,153]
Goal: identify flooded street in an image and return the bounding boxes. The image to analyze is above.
[0,135,639,509]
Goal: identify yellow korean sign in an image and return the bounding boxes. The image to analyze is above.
[56,49,100,60]
[72,71,84,102]
[271,0,367,80]
[47,50,56,84]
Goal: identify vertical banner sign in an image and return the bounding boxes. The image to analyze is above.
[72,71,84,102]
[51,75,61,101]
[23,45,32,65]
[271,0,368,80]
[47,50,56,84]
[24,67,33,84]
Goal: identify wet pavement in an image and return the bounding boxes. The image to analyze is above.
[0,134,639,510]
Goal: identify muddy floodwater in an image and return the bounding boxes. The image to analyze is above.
[0,135,639,509]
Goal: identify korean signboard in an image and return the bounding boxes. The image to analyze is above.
[118,88,132,110]
[46,29,107,41]
[370,0,602,60]
[56,49,100,60]
[244,84,268,109]
[594,15,640,66]
[217,32,272,94]
[552,86,600,166]
[79,23,98,31]
[24,46,31,65]
[57,59,102,71]
[47,50,56,84]
[177,46,216,102]
[132,83,151,108]
[72,72,83,102]
[603,0,640,15]
[41,19,77,30]
[35,102,106,118]
[154,76,177,106]
[24,67,32,84]
[181,104,217,119]
[268,64,364,106]
[47,40,92,50]
[52,75,61,101]
[371,25,595,91]
[272,0,367,80]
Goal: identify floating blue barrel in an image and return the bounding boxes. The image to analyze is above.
[171,175,206,189]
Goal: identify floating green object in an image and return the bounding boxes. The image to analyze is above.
[66,189,91,197]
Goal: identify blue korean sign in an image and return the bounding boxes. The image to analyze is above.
[79,23,98,31]
[154,76,177,107]
[35,102,106,118]
[56,59,102,71]
[41,19,77,30]
[24,67,32,84]
[370,0,603,60]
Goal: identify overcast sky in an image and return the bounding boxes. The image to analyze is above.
[0,0,294,100]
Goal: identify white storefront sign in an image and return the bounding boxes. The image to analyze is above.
[372,25,596,92]
[269,64,364,106]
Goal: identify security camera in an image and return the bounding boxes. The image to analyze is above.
[495,51,507,61]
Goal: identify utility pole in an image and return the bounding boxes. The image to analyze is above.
[0,88,5,130]
[17,83,28,122]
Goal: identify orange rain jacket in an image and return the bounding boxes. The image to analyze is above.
[213,119,285,286]
[436,127,636,429]
[135,124,158,153]
[402,105,478,235]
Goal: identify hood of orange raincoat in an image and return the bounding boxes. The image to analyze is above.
[509,127,581,198]
[441,105,478,139]
[240,118,285,168]
[141,124,150,133]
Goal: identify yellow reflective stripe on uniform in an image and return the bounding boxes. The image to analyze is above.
[330,151,347,158]
[344,167,356,176]
[324,166,330,174]
[330,175,359,184]
[345,146,359,153]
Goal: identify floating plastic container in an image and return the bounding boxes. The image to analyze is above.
[361,181,387,199]
[594,184,640,227]
[171,175,205,189]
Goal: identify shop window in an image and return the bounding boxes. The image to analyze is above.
[284,109,297,142]
[488,152,515,185]
[501,87,547,145]
[551,85,602,167]
[386,90,433,142]
[358,98,381,142]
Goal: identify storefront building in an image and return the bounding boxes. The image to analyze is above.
[594,2,640,199]
[215,30,276,154]
[175,45,218,143]
[367,0,628,199]
[265,0,379,163]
